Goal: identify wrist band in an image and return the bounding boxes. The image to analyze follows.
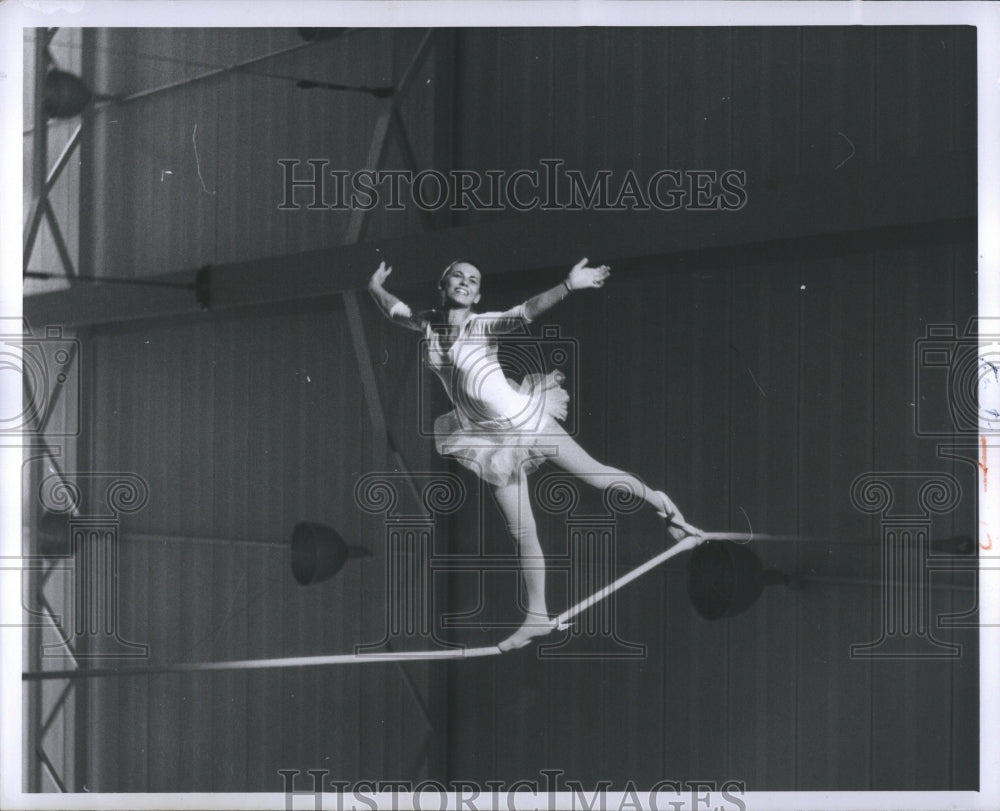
[389,301,413,319]
[563,280,573,294]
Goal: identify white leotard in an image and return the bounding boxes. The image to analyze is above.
[423,306,533,426]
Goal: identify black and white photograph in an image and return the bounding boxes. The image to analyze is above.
[2,2,999,810]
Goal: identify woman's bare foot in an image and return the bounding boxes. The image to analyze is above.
[653,490,703,542]
[498,612,555,652]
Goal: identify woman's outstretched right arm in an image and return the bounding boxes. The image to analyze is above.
[368,261,424,331]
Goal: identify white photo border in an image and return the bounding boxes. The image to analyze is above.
[2,2,997,810]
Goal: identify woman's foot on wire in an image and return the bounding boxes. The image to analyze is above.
[653,490,705,544]
[668,521,705,543]
[652,489,681,520]
[498,612,555,652]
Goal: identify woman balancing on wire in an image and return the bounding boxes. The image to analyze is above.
[369,258,704,651]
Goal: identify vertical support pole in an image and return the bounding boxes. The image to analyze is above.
[32,29,49,205]
[26,546,42,792]
[25,29,50,790]
[24,29,50,275]
[78,29,99,281]
[72,321,96,791]
[428,32,453,763]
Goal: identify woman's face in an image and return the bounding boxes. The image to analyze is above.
[440,262,482,307]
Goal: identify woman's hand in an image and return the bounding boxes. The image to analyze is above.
[566,258,611,291]
[524,259,608,321]
[370,260,393,290]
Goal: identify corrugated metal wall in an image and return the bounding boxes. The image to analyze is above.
[79,242,978,791]
[81,298,447,791]
[63,26,977,792]
[443,241,977,791]
[78,27,974,277]
[455,27,974,215]
[85,28,435,279]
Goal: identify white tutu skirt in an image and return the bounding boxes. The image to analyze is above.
[434,371,569,487]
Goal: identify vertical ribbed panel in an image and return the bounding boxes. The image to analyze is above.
[949,238,979,790]
[83,296,442,791]
[81,27,976,278]
[867,243,970,790]
[801,27,877,173]
[443,241,975,790]
[794,256,877,789]
[659,263,733,780]
[728,263,801,787]
[79,243,979,791]
[87,29,442,280]
[731,29,801,177]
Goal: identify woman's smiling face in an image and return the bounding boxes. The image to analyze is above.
[440,261,482,307]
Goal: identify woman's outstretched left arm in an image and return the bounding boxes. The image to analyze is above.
[522,258,611,322]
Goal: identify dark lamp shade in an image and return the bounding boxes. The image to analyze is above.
[290,521,371,586]
[43,69,93,119]
[687,540,788,620]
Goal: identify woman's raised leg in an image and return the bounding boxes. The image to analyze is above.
[546,424,700,539]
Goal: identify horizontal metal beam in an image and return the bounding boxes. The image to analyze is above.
[92,40,314,108]
[24,152,975,329]
[22,30,375,137]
